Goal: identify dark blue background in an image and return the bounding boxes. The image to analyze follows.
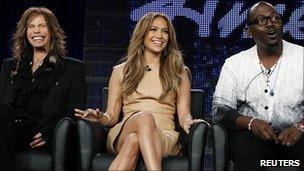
[0,0,303,117]
[82,0,304,116]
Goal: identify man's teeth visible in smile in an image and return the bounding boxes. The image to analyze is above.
[32,36,44,40]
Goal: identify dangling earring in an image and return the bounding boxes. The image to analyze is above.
[162,48,168,57]
[140,44,145,55]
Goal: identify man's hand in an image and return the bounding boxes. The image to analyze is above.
[30,133,46,148]
[278,126,303,147]
[250,119,278,143]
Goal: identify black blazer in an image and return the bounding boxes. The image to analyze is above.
[0,57,87,147]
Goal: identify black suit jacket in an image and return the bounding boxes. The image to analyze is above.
[0,57,87,147]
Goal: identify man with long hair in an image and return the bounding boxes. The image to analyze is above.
[0,7,86,170]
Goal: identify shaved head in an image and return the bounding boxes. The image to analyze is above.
[247,1,275,23]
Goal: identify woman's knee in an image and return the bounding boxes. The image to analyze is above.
[123,133,140,155]
[136,111,156,130]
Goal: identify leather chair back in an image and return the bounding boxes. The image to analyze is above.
[78,87,207,171]
[15,117,75,171]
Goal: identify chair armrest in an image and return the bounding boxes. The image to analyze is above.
[188,122,208,171]
[52,117,75,171]
[212,122,228,171]
[77,119,107,171]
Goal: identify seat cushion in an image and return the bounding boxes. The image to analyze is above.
[92,153,115,171]
[92,153,188,171]
[15,151,51,171]
[162,156,188,171]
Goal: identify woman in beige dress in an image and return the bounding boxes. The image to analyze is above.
[75,12,204,170]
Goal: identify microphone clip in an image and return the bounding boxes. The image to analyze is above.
[146,65,151,71]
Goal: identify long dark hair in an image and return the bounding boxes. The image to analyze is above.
[122,12,184,100]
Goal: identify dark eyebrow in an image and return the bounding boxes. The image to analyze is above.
[28,22,47,26]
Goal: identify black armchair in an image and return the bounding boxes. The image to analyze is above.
[212,122,302,171]
[15,117,76,171]
[77,88,208,171]
[211,122,228,171]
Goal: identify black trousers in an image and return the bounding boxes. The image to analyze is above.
[0,102,48,171]
[229,130,304,171]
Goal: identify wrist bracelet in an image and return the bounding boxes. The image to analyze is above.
[96,111,111,126]
[294,122,304,133]
[248,117,257,131]
[103,113,111,126]
[96,111,103,120]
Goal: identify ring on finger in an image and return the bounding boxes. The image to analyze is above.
[286,142,291,146]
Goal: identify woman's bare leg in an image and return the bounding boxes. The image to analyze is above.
[110,111,163,170]
[109,133,139,170]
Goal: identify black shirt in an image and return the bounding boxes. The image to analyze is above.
[11,55,55,128]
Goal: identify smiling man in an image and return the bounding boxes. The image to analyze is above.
[0,7,86,171]
[213,1,304,170]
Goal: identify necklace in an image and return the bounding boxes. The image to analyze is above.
[259,57,282,96]
[32,56,44,71]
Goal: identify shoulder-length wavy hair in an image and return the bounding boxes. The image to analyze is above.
[122,12,185,100]
[12,7,66,62]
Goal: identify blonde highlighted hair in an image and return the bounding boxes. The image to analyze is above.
[122,12,185,100]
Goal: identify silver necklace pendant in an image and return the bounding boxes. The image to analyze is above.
[33,57,43,70]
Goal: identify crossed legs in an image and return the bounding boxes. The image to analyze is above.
[109,111,163,171]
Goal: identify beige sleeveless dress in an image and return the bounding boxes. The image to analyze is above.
[106,63,181,156]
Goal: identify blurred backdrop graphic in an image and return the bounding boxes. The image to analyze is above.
[0,0,303,117]
[82,0,304,117]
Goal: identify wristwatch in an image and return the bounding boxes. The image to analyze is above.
[295,123,304,133]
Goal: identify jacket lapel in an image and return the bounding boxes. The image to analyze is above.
[46,59,66,93]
